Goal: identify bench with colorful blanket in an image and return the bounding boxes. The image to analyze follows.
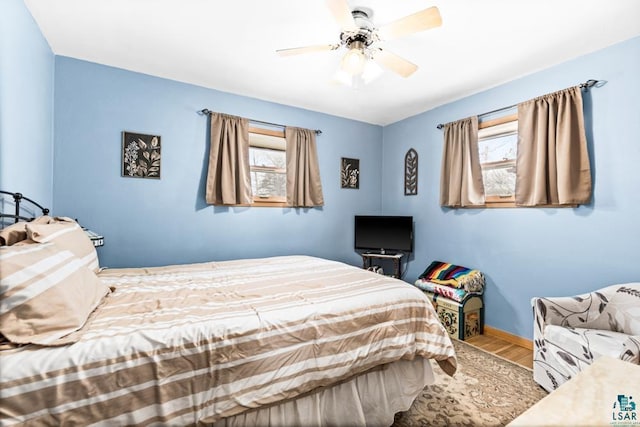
[413,261,485,340]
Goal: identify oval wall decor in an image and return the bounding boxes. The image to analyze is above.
[404,148,418,195]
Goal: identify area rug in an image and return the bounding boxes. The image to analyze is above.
[393,339,548,427]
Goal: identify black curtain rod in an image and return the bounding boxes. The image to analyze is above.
[199,109,322,135]
[436,79,601,130]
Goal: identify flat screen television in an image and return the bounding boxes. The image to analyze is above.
[354,215,413,253]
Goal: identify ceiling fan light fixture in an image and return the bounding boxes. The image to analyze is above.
[333,58,382,88]
[340,41,366,76]
[361,59,383,84]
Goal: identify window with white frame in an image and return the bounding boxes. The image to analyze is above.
[477,116,518,206]
[249,130,287,205]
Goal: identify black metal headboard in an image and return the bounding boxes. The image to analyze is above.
[0,191,50,224]
[0,190,104,247]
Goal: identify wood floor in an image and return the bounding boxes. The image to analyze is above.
[465,334,533,369]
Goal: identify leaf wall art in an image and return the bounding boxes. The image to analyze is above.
[122,131,161,179]
[341,157,360,189]
[404,148,418,195]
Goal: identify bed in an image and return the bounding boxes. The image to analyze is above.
[0,192,456,426]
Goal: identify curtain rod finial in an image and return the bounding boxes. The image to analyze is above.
[437,124,444,130]
[581,79,600,89]
[199,109,211,115]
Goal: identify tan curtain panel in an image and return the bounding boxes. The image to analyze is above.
[205,113,252,205]
[516,86,592,206]
[285,127,324,207]
[440,116,485,207]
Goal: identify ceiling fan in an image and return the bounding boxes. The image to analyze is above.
[276,0,442,86]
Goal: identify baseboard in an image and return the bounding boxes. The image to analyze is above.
[484,325,533,350]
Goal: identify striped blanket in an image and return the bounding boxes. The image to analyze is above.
[0,256,456,426]
[418,261,485,293]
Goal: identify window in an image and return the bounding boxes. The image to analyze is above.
[477,114,518,207]
[249,128,287,206]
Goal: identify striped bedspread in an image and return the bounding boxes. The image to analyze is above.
[0,256,456,426]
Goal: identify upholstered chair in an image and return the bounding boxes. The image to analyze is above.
[531,283,640,392]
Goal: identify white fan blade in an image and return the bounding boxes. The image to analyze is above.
[377,6,442,40]
[372,48,418,78]
[326,0,358,32]
[276,44,337,57]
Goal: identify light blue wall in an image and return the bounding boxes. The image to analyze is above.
[0,0,54,208]
[382,36,640,339]
[53,57,383,268]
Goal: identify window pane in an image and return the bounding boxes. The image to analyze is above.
[250,147,285,169]
[478,133,517,163]
[251,171,286,198]
[249,146,286,201]
[479,131,517,198]
[482,164,516,197]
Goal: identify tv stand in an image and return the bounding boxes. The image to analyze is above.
[361,252,404,279]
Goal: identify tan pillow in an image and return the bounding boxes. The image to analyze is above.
[0,222,27,246]
[25,217,99,272]
[0,242,110,345]
[0,216,51,246]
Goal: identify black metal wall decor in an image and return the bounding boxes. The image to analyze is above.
[341,157,360,189]
[404,148,418,195]
[122,131,161,179]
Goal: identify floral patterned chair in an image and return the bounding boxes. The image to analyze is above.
[532,283,640,392]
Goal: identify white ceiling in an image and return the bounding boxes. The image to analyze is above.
[24,0,640,126]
